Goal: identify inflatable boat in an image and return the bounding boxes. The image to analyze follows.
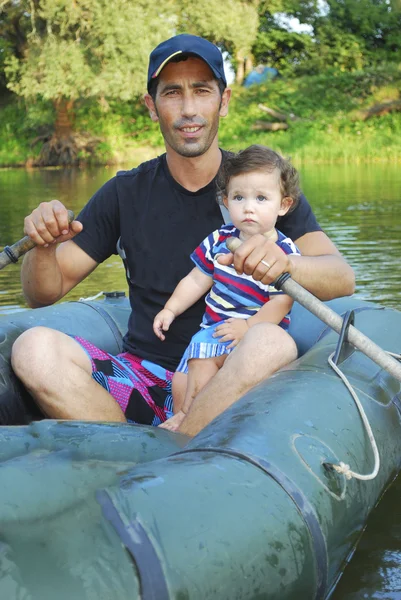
[0,293,400,600]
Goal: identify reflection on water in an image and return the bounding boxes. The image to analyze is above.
[0,162,401,599]
[0,167,128,312]
[298,163,401,310]
[332,474,401,600]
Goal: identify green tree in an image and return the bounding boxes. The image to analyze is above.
[3,0,175,163]
[253,0,318,75]
[2,0,262,162]
[319,0,401,61]
[0,0,32,92]
[174,0,260,83]
[253,0,401,75]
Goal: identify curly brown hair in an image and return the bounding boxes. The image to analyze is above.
[218,145,300,212]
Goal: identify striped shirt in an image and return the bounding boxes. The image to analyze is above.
[191,224,300,331]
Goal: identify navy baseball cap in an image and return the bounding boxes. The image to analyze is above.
[147,34,227,92]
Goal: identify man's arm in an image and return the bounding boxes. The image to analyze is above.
[21,200,98,308]
[289,231,355,300]
[21,241,98,308]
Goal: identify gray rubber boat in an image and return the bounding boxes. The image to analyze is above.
[0,293,400,600]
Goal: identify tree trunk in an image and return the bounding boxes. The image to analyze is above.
[54,98,75,138]
[35,97,100,166]
[245,55,253,76]
[236,50,245,85]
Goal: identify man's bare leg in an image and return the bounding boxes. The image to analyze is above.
[178,323,298,437]
[11,326,126,421]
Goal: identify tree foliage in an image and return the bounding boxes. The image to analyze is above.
[176,0,259,57]
[173,0,260,82]
[254,0,401,74]
[4,0,175,101]
[2,0,262,100]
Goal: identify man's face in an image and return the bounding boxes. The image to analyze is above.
[145,57,230,158]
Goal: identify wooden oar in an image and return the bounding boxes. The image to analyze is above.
[0,210,75,271]
[226,237,401,382]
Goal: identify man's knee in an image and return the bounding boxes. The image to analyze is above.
[248,322,296,350]
[12,327,55,377]
[11,326,86,386]
[229,323,297,370]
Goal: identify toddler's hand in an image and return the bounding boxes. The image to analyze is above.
[153,308,175,341]
[213,318,248,349]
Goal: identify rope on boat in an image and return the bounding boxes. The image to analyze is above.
[79,291,105,302]
[327,350,401,481]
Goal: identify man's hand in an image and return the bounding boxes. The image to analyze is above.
[217,234,291,285]
[24,200,83,247]
[213,318,248,349]
[153,308,175,341]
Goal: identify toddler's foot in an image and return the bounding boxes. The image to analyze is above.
[159,410,186,431]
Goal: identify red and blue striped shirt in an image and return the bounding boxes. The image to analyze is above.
[191,224,300,331]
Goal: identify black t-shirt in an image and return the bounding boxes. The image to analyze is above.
[74,153,321,370]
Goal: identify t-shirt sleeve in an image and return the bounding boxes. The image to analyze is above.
[276,193,322,241]
[190,230,218,276]
[72,177,120,264]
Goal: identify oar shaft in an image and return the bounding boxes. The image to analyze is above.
[0,210,75,271]
[280,277,401,382]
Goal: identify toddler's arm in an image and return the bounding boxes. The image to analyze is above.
[248,293,294,327]
[153,267,213,340]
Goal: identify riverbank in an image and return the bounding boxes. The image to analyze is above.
[1,63,400,167]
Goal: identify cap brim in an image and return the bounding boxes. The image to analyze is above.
[152,51,183,79]
[151,51,225,86]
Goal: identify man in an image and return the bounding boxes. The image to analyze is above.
[11,34,355,436]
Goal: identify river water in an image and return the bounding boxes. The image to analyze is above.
[1,162,401,598]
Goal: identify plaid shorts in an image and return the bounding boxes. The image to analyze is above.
[74,337,174,426]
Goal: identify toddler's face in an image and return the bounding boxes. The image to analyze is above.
[224,169,292,240]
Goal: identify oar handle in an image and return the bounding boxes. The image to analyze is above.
[226,237,401,383]
[0,210,75,271]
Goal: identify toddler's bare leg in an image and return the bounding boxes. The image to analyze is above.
[171,372,188,413]
[184,355,226,413]
[160,355,226,431]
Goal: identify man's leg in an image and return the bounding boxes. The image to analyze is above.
[11,326,126,421]
[178,323,298,437]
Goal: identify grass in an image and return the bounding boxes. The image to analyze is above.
[218,64,401,163]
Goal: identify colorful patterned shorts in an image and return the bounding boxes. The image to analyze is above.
[74,337,174,426]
